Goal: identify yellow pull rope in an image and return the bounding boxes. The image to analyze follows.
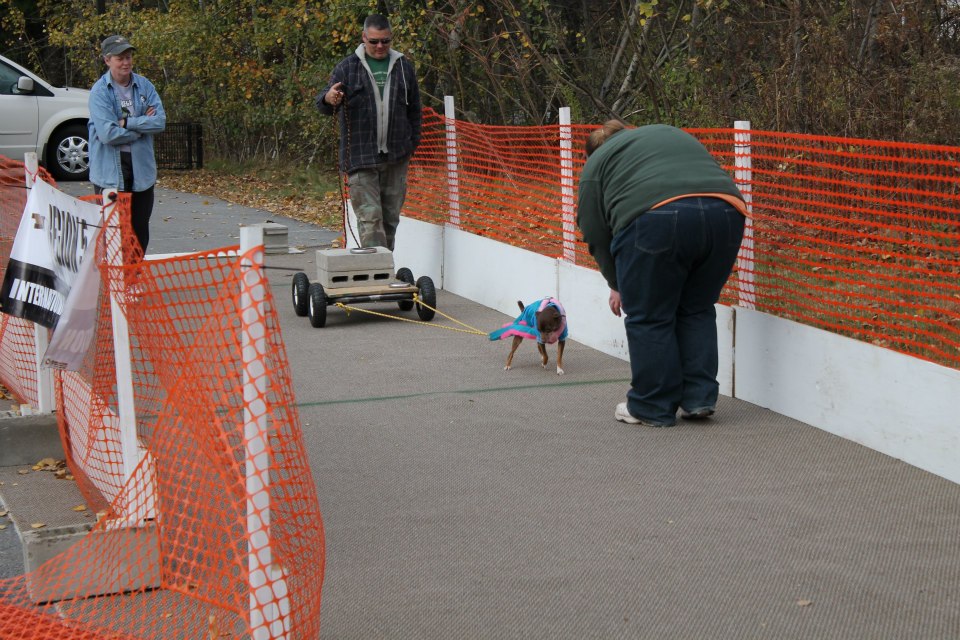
[333,293,487,336]
[411,293,488,335]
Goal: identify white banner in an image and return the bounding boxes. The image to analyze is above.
[0,178,103,329]
[42,225,103,371]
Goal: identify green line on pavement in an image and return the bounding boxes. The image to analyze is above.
[297,377,630,408]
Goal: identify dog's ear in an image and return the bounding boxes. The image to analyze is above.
[517,300,525,312]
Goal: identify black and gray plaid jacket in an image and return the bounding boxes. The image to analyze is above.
[316,46,422,174]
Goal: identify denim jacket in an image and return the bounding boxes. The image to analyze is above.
[88,70,166,191]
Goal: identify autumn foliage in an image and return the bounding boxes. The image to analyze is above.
[1,1,959,165]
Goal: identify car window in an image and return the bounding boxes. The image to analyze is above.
[0,61,23,96]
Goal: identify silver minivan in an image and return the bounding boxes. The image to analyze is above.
[0,54,90,181]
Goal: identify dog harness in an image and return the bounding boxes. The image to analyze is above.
[488,297,568,345]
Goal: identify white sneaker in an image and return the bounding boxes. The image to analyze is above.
[615,402,675,428]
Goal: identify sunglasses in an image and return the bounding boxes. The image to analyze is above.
[366,38,392,45]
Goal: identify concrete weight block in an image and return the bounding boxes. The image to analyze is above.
[249,222,288,254]
[317,267,396,289]
[22,521,161,603]
[0,414,63,467]
[316,247,394,273]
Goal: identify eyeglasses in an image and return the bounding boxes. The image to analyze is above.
[366,38,392,46]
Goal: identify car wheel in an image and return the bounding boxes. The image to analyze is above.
[292,272,309,317]
[396,267,415,311]
[47,124,89,181]
[308,282,328,328]
[415,276,436,322]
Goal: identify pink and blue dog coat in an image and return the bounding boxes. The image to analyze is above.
[488,297,568,345]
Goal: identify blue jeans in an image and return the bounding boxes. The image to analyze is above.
[612,197,745,425]
[348,157,410,250]
[94,150,154,256]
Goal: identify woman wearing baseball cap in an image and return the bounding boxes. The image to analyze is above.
[88,35,166,258]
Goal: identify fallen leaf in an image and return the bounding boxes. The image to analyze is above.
[35,458,57,467]
[0,510,7,517]
[0,524,6,530]
[72,505,87,512]
[17,469,29,475]
[797,599,813,607]
[30,522,46,529]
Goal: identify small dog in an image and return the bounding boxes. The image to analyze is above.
[489,297,567,375]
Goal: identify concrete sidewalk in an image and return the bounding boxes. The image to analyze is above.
[56,180,340,254]
[1,183,958,638]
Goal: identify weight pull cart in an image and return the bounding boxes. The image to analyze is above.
[290,247,437,328]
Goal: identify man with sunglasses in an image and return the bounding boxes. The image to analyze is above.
[316,14,422,251]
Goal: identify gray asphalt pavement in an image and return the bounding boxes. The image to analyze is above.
[56,180,340,254]
[1,177,959,639]
[0,496,18,580]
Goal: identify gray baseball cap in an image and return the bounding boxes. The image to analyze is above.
[101,35,135,57]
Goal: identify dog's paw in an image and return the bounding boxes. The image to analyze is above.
[504,365,512,371]
[556,366,565,376]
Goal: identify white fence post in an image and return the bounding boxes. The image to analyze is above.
[444,96,460,228]
[734,121,756,310]
[559,108,576,264]
[240,226,289,639]
[23,153,55,414]
[103,189,152,521]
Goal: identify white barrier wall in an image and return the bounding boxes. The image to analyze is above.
[397,214,960,486]
[393,217,443,284]
[735,308,960,484]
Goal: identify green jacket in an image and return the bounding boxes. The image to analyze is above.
[576,124,744,290]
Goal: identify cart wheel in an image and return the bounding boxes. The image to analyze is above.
[415,276,437,321]
[308,282,328,328]
[292,272,310,317]
[396,267,415,311]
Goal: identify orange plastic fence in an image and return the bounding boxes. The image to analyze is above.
[407,110,960,369]
[0,158,56,408]
[0,161,324,638]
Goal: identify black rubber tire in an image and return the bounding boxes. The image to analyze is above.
[307,282,327,328]
[46,124,89,181]
[415,276,437,322]
[396,267,415,311]
[291,272,310,317]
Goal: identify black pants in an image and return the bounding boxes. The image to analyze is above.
[94,151,154,254]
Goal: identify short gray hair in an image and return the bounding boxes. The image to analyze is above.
[364,14,391,32]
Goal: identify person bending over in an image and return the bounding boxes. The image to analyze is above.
[577,120,747,427]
